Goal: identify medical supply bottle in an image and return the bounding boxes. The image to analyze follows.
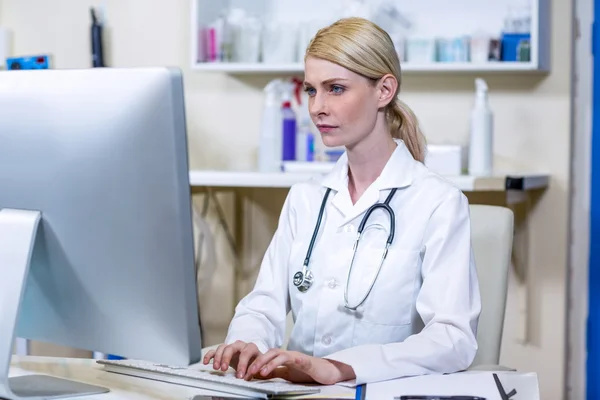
[281,83,297,161]
[296,92,315,162]
[468,78,493,176]
[296,117,315,162]
[258,79,283,172]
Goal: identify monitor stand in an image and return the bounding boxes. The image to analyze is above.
[0,209,109,400]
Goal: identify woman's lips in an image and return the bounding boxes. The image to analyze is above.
[316,124,338,133]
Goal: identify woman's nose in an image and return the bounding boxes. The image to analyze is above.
[310,94,328,117]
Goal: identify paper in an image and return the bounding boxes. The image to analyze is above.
[364,371,540,400]
[336,379,358,388]
[284,383,356,399]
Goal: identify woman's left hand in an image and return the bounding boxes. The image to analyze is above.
[240,348,355,385]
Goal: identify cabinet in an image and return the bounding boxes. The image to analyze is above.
[190,0,550,74]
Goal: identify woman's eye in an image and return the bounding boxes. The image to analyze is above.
[331,85,344,94]
[304,87,316,96]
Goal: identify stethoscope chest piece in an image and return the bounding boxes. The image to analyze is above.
[292,187,399,307]
[293,267,314,293]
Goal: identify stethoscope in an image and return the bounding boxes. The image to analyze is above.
[293,187,397,310]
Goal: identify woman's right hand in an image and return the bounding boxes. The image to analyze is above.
[202,341,263,379]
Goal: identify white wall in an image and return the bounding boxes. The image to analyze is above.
[0,1,574,398]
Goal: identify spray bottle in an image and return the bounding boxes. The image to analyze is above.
[280,81,297,162]
[258,79,283,172]
[468,78,493,176]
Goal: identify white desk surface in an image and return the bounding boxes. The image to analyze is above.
[189,170,550,192]
[8,356,355,399]
[8,356,540,399]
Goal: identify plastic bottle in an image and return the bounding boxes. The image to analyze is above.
[280,82,297,161]
[258,79,283,172]
[468,78,493,176]
[296,122,315,162]
[296,93,315,162]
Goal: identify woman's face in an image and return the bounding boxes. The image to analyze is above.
[303,56,393,149]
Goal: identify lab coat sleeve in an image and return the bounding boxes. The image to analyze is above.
[324,188,481,384]
[223,188,297,354]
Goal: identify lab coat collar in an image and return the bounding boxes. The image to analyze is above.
[320,139,417,222]
[321,139,416,192]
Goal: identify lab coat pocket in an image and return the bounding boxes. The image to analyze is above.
[351,248,421,326]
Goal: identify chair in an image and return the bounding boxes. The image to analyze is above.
[468,204,514,368]
[282,204,514,369]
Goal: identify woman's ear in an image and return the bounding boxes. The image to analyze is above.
[377,74,398,108]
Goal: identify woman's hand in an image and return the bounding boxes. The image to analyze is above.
[202,341,262,378]
[243,348,355,385]
[203,343,355,384]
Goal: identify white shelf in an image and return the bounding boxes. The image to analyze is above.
[189,170,549,192]
[191,61,546,75]
[190,0,550,75]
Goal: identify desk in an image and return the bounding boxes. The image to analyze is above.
[364,370,540,399]
[8,356,356,399]
[8,356,540,399]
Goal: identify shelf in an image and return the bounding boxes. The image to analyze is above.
[188,170,549,192]
[190,0,550,75]
[191,61,546,75]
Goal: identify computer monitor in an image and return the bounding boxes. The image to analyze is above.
[0,67,202,399]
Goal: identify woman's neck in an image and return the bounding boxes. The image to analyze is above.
[347,134,397,205]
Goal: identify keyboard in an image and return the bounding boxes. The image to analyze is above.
[97,359,321,399]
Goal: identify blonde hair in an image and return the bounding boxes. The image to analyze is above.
[305,17,426,163]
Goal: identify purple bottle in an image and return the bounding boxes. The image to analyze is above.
[281,101,296,161]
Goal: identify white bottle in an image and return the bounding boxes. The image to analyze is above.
[258,79,283,172]
[468,78,494,176]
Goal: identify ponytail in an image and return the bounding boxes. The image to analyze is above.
[387,99,426,163]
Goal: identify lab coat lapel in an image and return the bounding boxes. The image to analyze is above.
[320,140,418,222]
[376,139,416,191]
[321,153,353,217]
[340,185,380,226]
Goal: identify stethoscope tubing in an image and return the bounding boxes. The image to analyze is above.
[294,187,398,310]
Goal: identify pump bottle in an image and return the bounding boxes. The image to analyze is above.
[280,82,297,162]
[258,79,283,172]
[468,78,493,176]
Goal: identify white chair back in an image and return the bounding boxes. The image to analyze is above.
[469,204,514,366]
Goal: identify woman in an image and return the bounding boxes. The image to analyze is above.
[203,17,481,386]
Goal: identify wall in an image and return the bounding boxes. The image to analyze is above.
[567,0,591,397]
[0,0,573,398]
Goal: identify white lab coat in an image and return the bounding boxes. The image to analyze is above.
[225,140,481,385]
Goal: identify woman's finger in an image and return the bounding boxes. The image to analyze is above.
[235,343,260,378]
[220,341,246,371]
[253,365,315,384]
[202,349,216,365]
[244,348,281,380]
[212,344,227,370]
[258,352,296,378]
